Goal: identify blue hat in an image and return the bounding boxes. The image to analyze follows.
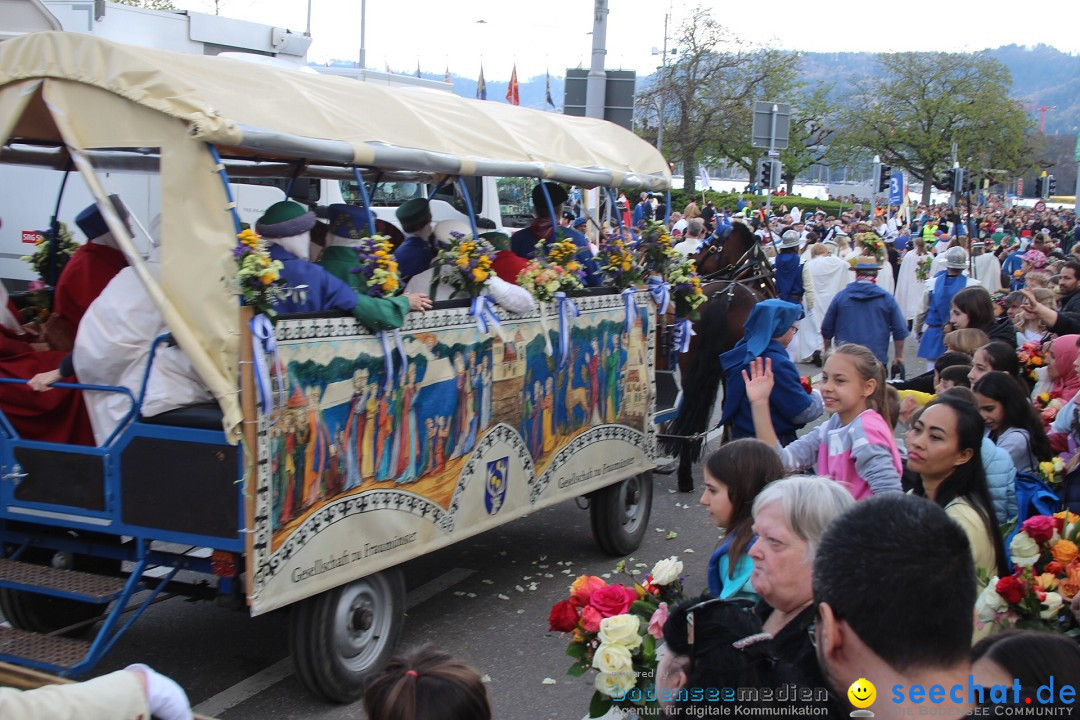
[328,204,374,239]
[572,216,588,229]
[75,195,128,240]
[719,299,803,371]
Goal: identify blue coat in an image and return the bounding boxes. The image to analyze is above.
[720,340,813,440]
[774,253,804,303]
[821,280,908,365]
[918,272,968,360]
[509,226,602,286]
[982,437,1018,524]
[394,235,434,282]
[269,245,357,315]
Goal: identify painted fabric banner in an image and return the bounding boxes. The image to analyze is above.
[249,291,656,613]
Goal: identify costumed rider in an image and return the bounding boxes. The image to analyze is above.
[418,219,535,313]
[916,245,976,370]
[393,198,437,286]
[319,203,432,328]
[510,182,602,286]
[719,299,823,446]
[257,200,426,323]
[47,196,131,351]
[30,216,215,445]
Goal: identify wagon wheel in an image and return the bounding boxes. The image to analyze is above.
[590,471,653,556]
[0,546,116,637]
[288,567,406,703]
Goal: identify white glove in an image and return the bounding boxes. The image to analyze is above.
[485,275,536,314]
[127,664,193,720]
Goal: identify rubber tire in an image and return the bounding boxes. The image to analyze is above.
[590,472,653,556]
[0,549,113,637]
[288,567,406,704]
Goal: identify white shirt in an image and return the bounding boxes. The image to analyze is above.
[673,236,704,256]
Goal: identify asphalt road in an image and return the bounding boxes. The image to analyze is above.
[4,351,910,719]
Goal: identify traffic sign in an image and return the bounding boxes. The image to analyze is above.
[751,101,791,149]
[767,150,780,157]
[1034,201,1046,212]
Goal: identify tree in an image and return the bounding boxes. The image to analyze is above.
[112,0,178,8]
[634,7,799,194]
[838,52,1037,204]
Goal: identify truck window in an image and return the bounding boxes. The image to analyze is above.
[498,177,534,229]
[339,180,426,206]
[233,177,320,204]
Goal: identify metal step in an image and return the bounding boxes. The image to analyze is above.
[0,558,126,604]
[0,625,90,671]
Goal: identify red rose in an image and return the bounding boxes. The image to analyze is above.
[589,584,638,618]
[1053,516,1066,533]
[996,575,1025,605]
[581,605,603,633]
[1021,516,1056,545]
[548,599,579,633]
[1045,561,1065,576]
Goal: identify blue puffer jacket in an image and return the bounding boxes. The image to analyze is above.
[982,437,1017,524]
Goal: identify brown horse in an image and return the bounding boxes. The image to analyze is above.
[660,222,776,491]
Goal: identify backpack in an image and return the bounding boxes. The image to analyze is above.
[1003,472,1062,566]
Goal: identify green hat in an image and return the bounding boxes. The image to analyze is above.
[395,198,432,233]
[479,230,510,251]
[256,200,316,238]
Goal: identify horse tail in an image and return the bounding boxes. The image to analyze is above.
[659,289,731,459]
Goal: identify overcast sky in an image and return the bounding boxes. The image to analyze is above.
[172,0,1080,81]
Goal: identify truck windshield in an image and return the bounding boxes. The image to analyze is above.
[340,180,425,206]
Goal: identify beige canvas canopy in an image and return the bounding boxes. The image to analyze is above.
[0,31,671,442]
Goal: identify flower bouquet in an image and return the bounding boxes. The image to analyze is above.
[636,219,680,279]
[976,512,1080,635]
[435,231,496,298]
[915,254,934,283]
[352,233,401,298]
[21,221,79,283]
[1038,457,1067,489]
[1017,341,1046,385]
[597,235,644,291]
[548,556,686,718]
[517,237,585,303]
[668,258,706,321]
[235,227,287,317]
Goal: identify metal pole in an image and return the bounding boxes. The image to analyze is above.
[358,0,367,69]
[765,104,777,215]
[654,11,669,152]
[585,0,608,120]
[305,0,312,36]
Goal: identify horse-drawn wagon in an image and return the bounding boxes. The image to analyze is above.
[0,32,671,701]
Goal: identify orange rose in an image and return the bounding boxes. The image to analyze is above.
[1051,539,1079,565]
[569,575,607,607]
[1054,510,1080,526]
[1036,573,1059,591]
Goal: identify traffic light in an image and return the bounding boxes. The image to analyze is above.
[1035,176,1045,198]
[877,164,891,193]
[953,168,966,194]
[945,168,956,192]
[1048,175,1057,196]
[758,159,780,189]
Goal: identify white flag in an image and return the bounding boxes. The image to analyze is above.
[698,166,711,190]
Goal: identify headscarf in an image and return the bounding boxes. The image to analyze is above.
[1022,250,1047,269]
[719,299,803,371]
[1050,335,1080,403]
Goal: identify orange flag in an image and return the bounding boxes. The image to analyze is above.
[506,63,520,106]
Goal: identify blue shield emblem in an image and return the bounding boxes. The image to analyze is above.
[485,457,508,515]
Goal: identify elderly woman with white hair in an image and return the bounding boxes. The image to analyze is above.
[750,475,853,678]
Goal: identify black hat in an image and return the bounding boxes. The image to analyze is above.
[532,182,569,210]
[395,198,432,234]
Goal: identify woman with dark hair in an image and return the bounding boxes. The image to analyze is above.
[972,630,1080,708]
[968,340,1025,388]
[972,371,1052,473]
[700,439,785,600]
[363,645,491,720]
[950,286,1016,347]
[906,396,1009,585]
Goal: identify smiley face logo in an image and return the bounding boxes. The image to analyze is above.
[847,678,876,709]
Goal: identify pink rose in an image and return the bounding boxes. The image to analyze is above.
[589,584,638,618]
[581,605,603,633]
[1021,516,1056,545]
[647,602,669,640]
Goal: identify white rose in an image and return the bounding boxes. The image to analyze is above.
[1009,532,1040,567]
[594,669,637,698]
[599,614,642,650]
[1040,592,1064,620]
[975,579,1008,623]
[650,557,683,586]
[592,642,634,674]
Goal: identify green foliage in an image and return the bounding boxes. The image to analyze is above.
[836,52,1037,204]
[21,222,78,282]
[654,189,849,219]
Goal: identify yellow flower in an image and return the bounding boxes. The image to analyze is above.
[260,272,276,285]
[1036,573,1059,591]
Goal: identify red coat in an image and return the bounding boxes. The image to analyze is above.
[53,243,128,329]
[0,331,93,445]
[491,250,529,285]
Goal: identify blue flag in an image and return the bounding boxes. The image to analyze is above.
[477,65,487,100]
[888,171,904,205]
